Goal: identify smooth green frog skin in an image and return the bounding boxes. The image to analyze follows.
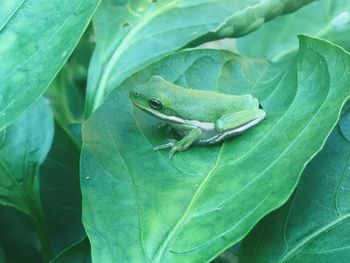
[129,76,266,159]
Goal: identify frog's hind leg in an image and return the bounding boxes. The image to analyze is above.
[153,128,202,159]
[168,128,202,159]
[215,109,266,133]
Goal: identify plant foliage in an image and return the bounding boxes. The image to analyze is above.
[1,0,350,262]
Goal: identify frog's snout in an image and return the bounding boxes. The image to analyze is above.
[129,90,140,99]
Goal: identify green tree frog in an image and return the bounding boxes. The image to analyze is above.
[129,76,266,159]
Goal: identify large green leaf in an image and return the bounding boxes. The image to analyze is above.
[86,0,313,115]
[50,238,91,263]
[237,0,350,60]
[239,103,350,263]
[0,99,54,261]
[0,0,100,130]
[81,36,350,262]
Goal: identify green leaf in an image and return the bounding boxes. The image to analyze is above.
[0,99,54,261]
[0,243,6,263]
[0,0,100,130]
[46,26,95,148]
[46,67,85,148]
[41,124,85,255]
[86,0,313,115]
[0,206,43,262]
[81,35,350,262]
[0,118,83,262]
[211,245,239,263]
[239,103,350,263]
[50,238,91,263]
[237,0,350,60]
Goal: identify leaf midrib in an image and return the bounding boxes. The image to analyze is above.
[0,0,27,32]
[153,144,225,262]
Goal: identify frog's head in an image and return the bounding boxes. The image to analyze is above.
[129,76,178,117]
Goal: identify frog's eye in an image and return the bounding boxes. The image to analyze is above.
[149,99,163,110]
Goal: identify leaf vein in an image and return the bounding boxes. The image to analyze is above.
[106,119,148,260]
[0,0,27,32]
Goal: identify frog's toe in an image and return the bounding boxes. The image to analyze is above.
[168,147,178,160]
[153,141,175,151]
[164,138,177,143]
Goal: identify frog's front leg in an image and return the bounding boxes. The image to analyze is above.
[154,127,202,159]
[215,109,266,132]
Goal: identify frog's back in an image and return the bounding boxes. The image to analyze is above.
[168,84,259,122]
[141,76,259,122]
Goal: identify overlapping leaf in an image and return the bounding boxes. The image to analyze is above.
[239,103,350,263]
[0,120,84,262]
[0,206,43,262]
[46,26,95,147]
[0,100,53,217]
[0,0,99,130]
[81,36,350,262]
[237,0,350,60]
[0,243,5,263]
[86,0,313,114]
[50,238,91,263]
[0,99,54,261]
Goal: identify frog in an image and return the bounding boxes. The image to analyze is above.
[129,76,266,159]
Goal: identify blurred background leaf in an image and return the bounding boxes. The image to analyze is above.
[0,100,54,262]
[46,26,95,148]
[50,238,91,263]
[211,245,239,263]
[0,242,6,262]
[0,206,43,262]
[0,103,84,262]
[237,0,350,60]
[0,0,100,130]
[239,102,350,263]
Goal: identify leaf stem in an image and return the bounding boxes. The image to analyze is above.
[20,165,54,262]
[28,201,54,262]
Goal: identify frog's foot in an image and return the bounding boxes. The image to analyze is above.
[154,139,182,160]
[154,128,201,160]
[168,145,182,160]
[153,139,177,151]
[167,141,194,160]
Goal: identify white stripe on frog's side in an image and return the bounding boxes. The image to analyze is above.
[138,106,215,130]
[198,115,265,144]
